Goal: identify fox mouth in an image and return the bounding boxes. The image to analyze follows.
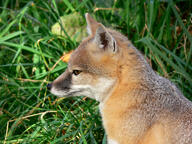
[50,87,82,97]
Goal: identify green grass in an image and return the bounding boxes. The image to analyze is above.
[0,0,191,143]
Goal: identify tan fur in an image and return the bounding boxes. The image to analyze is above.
[50,13,192,144]
[140,123,166,144]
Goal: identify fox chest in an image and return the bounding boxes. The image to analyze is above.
[99,104,167,144]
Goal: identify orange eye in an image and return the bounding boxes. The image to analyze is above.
[72,70,82,76]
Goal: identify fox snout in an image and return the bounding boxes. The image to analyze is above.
[47,83,52,90]
[48,69,74,97]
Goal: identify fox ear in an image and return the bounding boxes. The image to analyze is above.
[95,24,117,53]
[85,13,99,35]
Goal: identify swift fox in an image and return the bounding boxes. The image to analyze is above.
[47,13,192,144]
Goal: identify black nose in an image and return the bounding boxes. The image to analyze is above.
[47,83,52,90]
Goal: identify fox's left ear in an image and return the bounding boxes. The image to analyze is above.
[85,13,99,35]
[94,24,117,53]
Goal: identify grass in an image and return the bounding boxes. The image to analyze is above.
[0,0,191,143]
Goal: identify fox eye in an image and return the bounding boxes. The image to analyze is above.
[72,70,82,76]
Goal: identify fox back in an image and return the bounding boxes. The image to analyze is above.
[49,14,192,144]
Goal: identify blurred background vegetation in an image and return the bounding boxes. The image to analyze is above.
[0,0,191,143]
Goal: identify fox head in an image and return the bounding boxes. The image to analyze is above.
[48,13,148,102]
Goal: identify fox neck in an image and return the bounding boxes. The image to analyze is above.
[99,44,154,105]
[98,46,156,142]
[92,77,117,102]
[99,76,146,111]
[99,79,148,143]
